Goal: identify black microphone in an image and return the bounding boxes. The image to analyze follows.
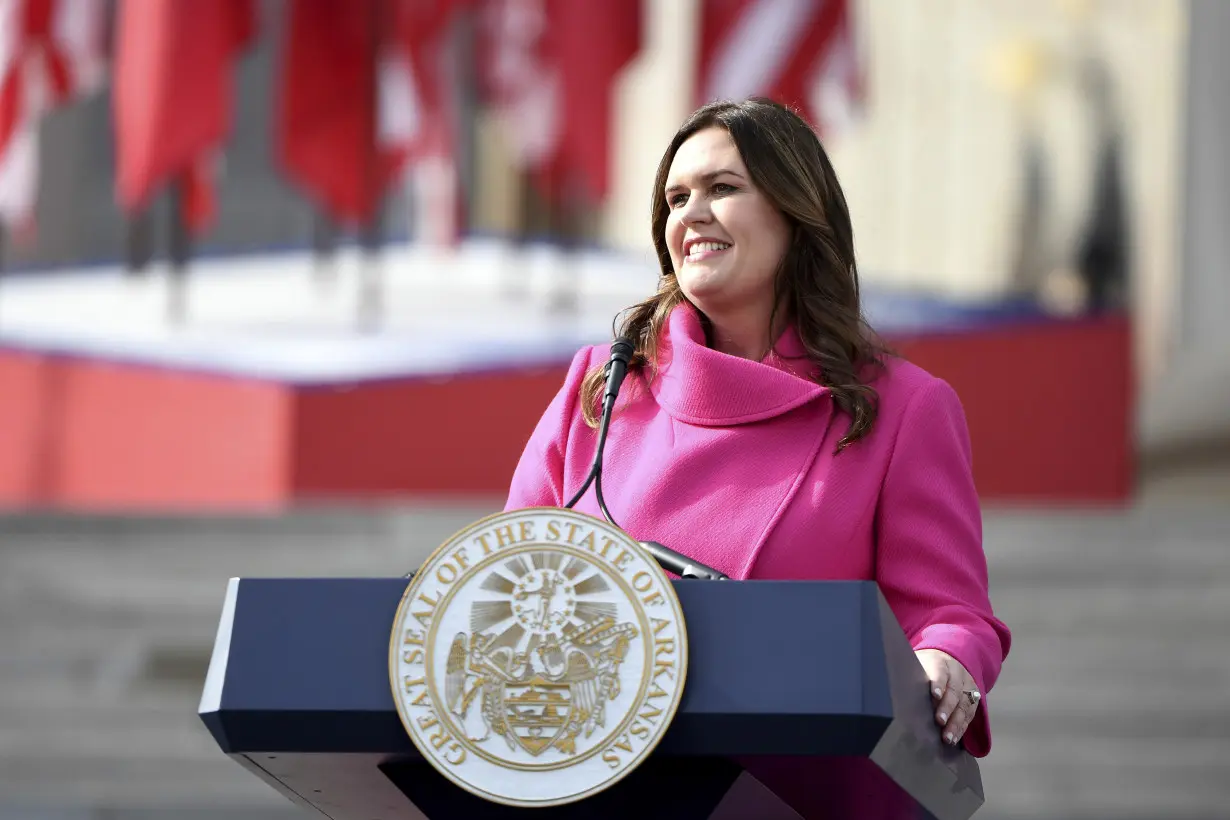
[640,540,729,581]
[564,337,729,581]
[603,336,636,409]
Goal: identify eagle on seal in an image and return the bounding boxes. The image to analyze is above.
[444,620,637,755]
[445,632,519,751]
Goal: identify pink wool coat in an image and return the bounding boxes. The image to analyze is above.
[504,302,1012,757]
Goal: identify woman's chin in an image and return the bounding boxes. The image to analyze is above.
[679,270,733,302]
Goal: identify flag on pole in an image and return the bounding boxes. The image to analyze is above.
[384,0,470,246]
[697,0,864,136]
[0,0,106,238]
[276,0,399,229]
[477,0,642,205]
[112,0,256,233]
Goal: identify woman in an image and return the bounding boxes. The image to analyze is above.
[505,98,1011,762]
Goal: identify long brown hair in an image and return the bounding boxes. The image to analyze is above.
[580,97,887,451]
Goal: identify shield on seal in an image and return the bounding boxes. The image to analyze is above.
[503,675,574,755]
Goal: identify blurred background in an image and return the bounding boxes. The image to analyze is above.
[0,0,1227,818]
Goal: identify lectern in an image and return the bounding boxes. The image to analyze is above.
[199,578,983,819]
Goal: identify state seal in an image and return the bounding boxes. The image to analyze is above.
[389,508,689,807]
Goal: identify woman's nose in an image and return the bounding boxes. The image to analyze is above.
[678,194,711,225]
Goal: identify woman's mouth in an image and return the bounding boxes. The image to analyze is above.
[685,241,732,262]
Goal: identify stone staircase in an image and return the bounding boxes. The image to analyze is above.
[975,509,1230,819]
[0,502,1227,819]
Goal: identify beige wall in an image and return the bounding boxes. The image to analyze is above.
[839,0,1184,387]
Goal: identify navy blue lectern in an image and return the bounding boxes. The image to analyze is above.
[199,578,983,819]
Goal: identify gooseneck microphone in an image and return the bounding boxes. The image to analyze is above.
[563,337,634,518]
[565,338,729,581]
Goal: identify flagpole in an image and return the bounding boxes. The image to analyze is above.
[357,0,385,332]
[0,224,6,328]
[312,208,337,291]
[167,173,192,325]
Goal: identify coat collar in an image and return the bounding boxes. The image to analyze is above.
[648,302,829,426]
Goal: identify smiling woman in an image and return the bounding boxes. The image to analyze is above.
[590,98,886,452]
[662,127,792,359]
[504,98,1012,773]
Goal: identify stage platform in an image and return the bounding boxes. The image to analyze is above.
[0,240,1133,510]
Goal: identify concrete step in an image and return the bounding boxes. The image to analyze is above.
[0,755,288,810]
[0,506,1227,818]
[981,734,1230,819]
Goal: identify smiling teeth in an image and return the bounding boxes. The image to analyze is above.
[688,241,730,255]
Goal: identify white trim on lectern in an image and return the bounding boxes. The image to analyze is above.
[199,577,240,714]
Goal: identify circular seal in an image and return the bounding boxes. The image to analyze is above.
[389,508,688,808]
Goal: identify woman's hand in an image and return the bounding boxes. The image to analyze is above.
[915,648,981,746]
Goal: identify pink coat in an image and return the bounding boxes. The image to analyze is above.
[505,302,1012,758]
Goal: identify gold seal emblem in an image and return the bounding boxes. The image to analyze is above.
[389,508,688,807]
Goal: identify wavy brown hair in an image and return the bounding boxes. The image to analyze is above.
[580,97,888,451]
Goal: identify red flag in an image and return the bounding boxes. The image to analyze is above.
[0,0,106,234]
[697,0,864,136]
[385,0,463,158]
[477,0,559,180]
[112,0,256,232]
[548,0,641,202]
[383,0,469,244]
[276,0,406,228]
[478,0,642,204]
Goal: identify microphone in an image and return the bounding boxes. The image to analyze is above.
[640,540,730,581]
[602,336,635,411]
[563,337,634,512]
[564,337,729,581]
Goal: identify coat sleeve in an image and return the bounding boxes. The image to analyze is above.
[504,345,597,510]
[874,376,1012,757]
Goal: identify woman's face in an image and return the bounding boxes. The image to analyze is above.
[663,127,791,320]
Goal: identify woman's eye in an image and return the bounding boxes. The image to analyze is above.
[668,193,689,208]
[713,183,736,195]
